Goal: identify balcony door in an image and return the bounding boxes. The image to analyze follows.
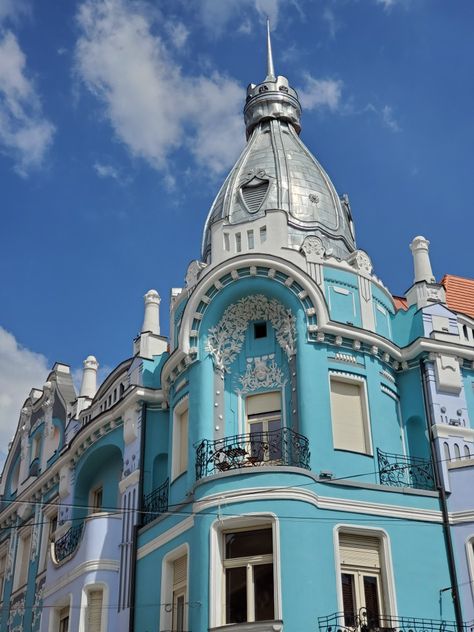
[339,533,385,628]
[246,392,282,463]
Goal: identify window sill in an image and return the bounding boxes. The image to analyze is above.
[210,621,283,632]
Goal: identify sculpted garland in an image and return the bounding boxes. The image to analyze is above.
[206,294,297,371]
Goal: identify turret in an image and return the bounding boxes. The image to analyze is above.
[134,289,167,359]
[79,355,99,398]
[406,235,446,308]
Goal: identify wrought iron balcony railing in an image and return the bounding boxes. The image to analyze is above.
[196,427,310,480]
[319,611,473,632]
[142,478,169,526]
[377,448,435,491]
[53,522,84,563]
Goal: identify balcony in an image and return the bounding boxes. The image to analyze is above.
[53,522,84,563]
[50,513,122,568]
[318,611,473,632]
[142,478,169,526]
[195,427,310,480]
[377,448,435,491]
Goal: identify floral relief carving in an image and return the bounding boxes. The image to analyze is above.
[348,249,373,275]
[238,356,287,394]
[8,594,25,632]
[31,579,45,630]
[206,294,296,371]
[301,235,326,258]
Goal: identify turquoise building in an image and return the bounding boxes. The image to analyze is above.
[1,29,474,632]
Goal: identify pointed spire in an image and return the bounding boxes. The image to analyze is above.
[265,18,276,81]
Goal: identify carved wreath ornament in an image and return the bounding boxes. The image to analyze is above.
[206,295,296,371]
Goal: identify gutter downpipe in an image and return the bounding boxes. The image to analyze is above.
[129,400,147,632]
[420,359,464,630]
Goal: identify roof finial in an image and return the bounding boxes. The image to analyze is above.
[265,18,276,81]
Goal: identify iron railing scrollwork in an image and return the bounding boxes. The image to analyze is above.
[195,427,310,480]
[377,448,435,491]
[318,610,473,632]
[53,522,83,563]
[142,478,169,526]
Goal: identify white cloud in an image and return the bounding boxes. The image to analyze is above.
[93,161,120,180]
[0,30,55,175]
[74,0,244,176]
[381,104,401,132]
[0,0,30,25]
[0,327,49,467]
[322,7,340,39]
[166,21,189,50]
[299,74,343,111]
[198,0,280,36]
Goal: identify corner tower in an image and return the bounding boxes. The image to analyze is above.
[202,21,356,265]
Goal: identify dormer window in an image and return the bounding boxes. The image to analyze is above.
[241,178,269,214]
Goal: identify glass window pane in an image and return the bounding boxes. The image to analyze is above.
[225,528,273,558]
[341,573,355,626]
[176,595,185,632]
[254,563,274,621]
[363,575,380,626]
[226,566,247,623]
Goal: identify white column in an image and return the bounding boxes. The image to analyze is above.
[141,289,161,334]
[410,235,435,283]
[79,355,99,398]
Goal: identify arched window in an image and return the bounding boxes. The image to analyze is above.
[464,445,471,458]
[443,442,450,462]
[454,443,461,460]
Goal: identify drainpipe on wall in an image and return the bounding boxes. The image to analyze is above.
[420,360,464,630]
[128,400,147,632]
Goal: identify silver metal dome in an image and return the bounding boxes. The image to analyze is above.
[201,25,356,262]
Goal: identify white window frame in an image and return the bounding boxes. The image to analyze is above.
[13,524,32,591]
[328,372,373,456]
[333,525,398,619]
[48,595,72,632]
[78,582,109,632]
[465,536,474,605]
[159,543,189,632]
[0,541,8,602]
[39,504,58,572]
[209,513,282,629]
[172,396,189,481]
[89,484,104,515]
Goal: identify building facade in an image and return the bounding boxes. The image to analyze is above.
[1,30,474,632]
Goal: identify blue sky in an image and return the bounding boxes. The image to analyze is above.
[0,0,473,454]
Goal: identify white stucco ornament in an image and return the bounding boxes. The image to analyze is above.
[206,294,296,371]
[301,235,326,260]
[185,260,207,289]
[238,356,287,393]
[348,249,373,275]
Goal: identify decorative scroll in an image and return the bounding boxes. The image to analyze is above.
[377,448,435,491]
[206,295,296,371]
[142,478,169,526]
[195,428,310,480]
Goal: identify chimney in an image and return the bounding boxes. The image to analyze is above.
[79,355,99,398]
[141,289,161,335]
[410,236,435,284]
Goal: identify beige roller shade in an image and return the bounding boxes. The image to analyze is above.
[330,379,367,453]
[87,590,103,632]
[339,534,381,569]
[173,554,187,588]
[247,392,281,416]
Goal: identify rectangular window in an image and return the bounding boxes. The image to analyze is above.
[224,527,274,624]
[259,226,267,243]
[246,393,282,462]
[330,377,370,454]
[235,233,242,253]
[15,529,32,589]
[0,549,7,601]
[91,486,103,514]
[247,230,255,249]
[339,533,384,627]
[224,233,230,251]
[59,606,69,632]
[172,555,187,632]
[173,405,189,479]
[87,589,103,632]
